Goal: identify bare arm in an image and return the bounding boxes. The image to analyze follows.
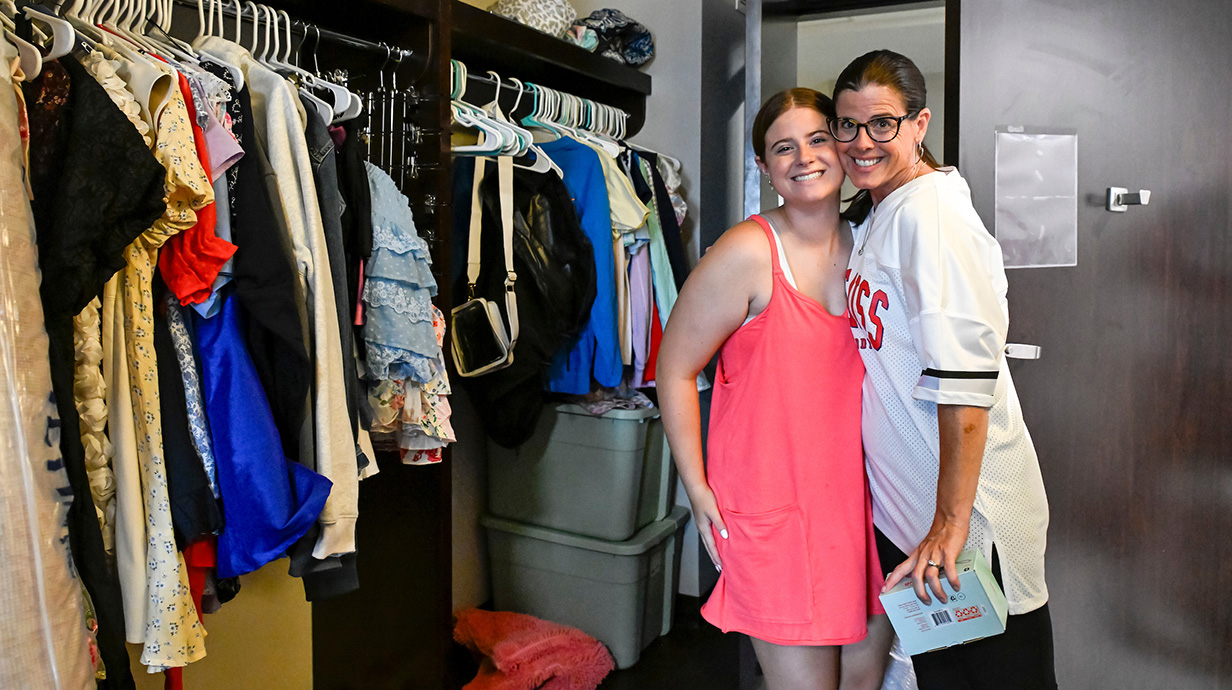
[657,222,769,569]
[884,404,989,603]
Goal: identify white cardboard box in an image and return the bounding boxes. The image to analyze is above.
[878,549,1009,656]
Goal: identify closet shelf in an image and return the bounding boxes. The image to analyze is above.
[450,1,651,135]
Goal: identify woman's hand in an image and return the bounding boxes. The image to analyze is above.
[883,404,989,604]
[883,516,968,605]
[685,483,728,571]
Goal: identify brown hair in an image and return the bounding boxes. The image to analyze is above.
[832,50,940,223]
[752,88,836,161]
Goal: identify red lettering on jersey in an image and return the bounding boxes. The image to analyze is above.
[846,271,861,327]
[856,281,870,328]
[868,290,888,351]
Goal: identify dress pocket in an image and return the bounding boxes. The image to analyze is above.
[716,503,814,625]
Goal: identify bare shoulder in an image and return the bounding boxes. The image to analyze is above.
[697,219,771,274]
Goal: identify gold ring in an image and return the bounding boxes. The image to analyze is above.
[926,559,942,569]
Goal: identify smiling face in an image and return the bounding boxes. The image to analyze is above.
[834,84,931,204]
[756,106,844,207]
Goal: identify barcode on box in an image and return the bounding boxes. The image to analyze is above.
[930,609,953,627]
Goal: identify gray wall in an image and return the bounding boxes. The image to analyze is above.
[700,0,749,251]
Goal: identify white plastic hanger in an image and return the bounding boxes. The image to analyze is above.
[242,1,259,56]
[0,0,49,44]
[483,72,559,175]
[193,0,244,90]
[300,23,362,123]
[1,26,42,78]
[567,92,622,156]
[284,16,352,122]
[123,0,163,52]
[254,3,272,65]
[148,0,199,61]
[104,0,175,130]
[268,11,333,126]
[520,82,566,142]
[532,84,620,157]
[261,10,335,126]
[451,60,511,155]
[20,5,75,59]
[482,71,533,152]
[107,0,161,53]
[502,76,561,177]
[64,0,113,51]
[473,71,531,156]
[192,0,206,43]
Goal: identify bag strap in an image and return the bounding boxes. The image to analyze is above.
[466,157,486,294]
[497,155,519,349]
[465,156,519,348]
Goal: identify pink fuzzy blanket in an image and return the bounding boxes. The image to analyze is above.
[454,609,615,690]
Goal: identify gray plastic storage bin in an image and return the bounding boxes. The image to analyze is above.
[487,404,675,541]
[482,506,689,669]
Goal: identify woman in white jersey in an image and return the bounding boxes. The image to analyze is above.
[832,50,1057,689]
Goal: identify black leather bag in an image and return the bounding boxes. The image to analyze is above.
[453,158,597,447]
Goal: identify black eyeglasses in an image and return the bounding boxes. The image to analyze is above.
[827,113,915,143]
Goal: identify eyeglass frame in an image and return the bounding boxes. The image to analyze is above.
[827,111,920,143]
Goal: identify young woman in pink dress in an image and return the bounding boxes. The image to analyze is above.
[658,89,892,690]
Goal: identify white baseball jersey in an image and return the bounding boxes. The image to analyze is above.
[846,168,1049,615]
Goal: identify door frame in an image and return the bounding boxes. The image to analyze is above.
[745,0,961,218]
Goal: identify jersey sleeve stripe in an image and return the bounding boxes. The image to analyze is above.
[914,370,998,407]
[920,368,999,380]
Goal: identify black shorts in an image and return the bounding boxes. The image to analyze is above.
[875,528,1058,690]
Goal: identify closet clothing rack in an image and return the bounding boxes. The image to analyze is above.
[170,0,417,59]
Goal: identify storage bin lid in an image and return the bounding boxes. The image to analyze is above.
[481,506,689,556]
[554,403,661,422]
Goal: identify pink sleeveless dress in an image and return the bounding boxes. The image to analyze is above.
[701,215,884,645]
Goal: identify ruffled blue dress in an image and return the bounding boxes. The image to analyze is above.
[362,162,441,383]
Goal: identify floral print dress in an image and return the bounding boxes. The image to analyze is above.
[113,61,213,672]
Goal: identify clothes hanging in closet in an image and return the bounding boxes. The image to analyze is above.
[4,18,452,682]
[452,129,696,421]
[23,47,166,689]
[197,36,360,562]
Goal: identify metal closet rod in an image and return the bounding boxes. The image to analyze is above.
[465,70,529,94]
[170,0,412,58]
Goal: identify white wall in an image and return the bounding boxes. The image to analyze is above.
[569,0,704,263]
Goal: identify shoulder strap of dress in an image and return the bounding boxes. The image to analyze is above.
[747,214,783,276]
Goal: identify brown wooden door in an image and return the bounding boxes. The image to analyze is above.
[957,1,1231,687]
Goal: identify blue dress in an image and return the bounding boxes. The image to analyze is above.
[539,138,622,393]
[193,292,332,578]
